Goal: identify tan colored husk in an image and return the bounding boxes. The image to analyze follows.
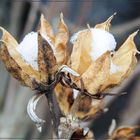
[0,43,23,83]
[73,95,103,120]
[40,14,55,44]
[70,14,114,76]
[0,27,45,88]
[95,13,116,31]
[37,33,58,82]
[55,13,69,65]
[55,83,103,120]
[110,126,140,140]
[70,29,93,75]
[101,31,138,91]
[55,83,74,115]
[40,13,69,66]
[80,52,110,94]
[71,52,110,95]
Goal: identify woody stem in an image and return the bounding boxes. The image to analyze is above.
[45,89,59,138]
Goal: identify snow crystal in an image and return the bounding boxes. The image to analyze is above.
[73,89,79,99]
[110,60,121,74]
[17,32,38,70]
[70,30,83,44]
[70,28,116,61]
[90,28,116,60]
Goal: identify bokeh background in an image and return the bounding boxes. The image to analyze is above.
[0,0,140,139]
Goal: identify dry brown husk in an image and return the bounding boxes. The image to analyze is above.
[110,126,140,140]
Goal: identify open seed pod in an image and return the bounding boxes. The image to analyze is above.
[0,28,43,89]
[0,13,69,90]
[70,14,139,95]
[0,14,70,132]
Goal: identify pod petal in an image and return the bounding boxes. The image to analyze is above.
[55,13,69,65]
[101,31,138,91]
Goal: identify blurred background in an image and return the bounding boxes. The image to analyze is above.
[0,0,140,139]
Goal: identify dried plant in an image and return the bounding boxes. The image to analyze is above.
[0,13,139,139]
[108,119,140,140]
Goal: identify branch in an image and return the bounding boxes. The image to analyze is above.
[45,89,59,138]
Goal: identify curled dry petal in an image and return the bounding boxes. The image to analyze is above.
[59,65,80,77]
[27,94,45,132]
[0,27,44,89]
[108,119,117,136]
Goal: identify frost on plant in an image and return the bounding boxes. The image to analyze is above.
[0,12,140,139]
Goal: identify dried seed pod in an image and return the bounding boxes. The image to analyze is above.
[71,94,103,120]
[109,126,140,140]
[0,27,42,89]
[70,15,138,95]
[55,84,103,120]
[0,13,69,89]
[70,13,115,75]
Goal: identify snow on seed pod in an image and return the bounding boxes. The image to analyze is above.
[70,14,139,95]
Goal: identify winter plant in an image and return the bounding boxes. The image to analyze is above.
[0,13,140,139]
